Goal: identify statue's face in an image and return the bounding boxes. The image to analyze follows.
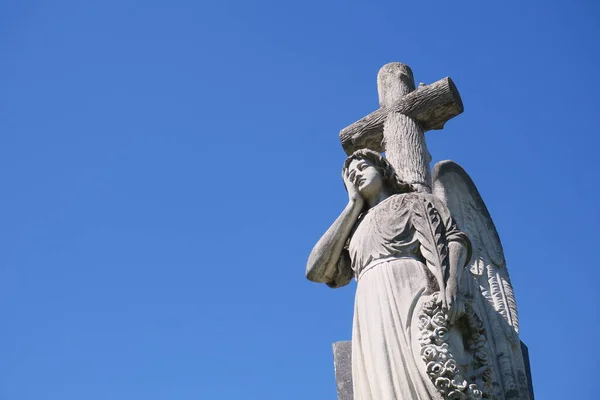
[347,158,384,200]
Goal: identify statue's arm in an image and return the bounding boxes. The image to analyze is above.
[434,197,472,322]
[446,230,471,324]
[447,241,468,290]
[326,249,353,288]
[306,200,362,287]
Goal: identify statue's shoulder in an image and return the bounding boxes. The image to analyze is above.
[389,191,435,203]
[379,192,424,212]
[386,192,446,214]
[381,193,411,207]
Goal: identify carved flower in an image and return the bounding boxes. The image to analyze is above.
[434,377,452,394]
[423,301,438,314]
[420,345,438,362]
[431,312,447,328]
[467,384,483,399]
[447,390,467,400]
[437,343,449,361]
[444,359,458,375]
[451,375,468,391]
[482,368,493,383]
[419,292,481,400]
[418,331,433,346]
[426,361,445,377]
[468,338,485,351]
[471,333,485,343]
[433,327,448,343]
[423,294,442,314]
[418,314,432,330]
[475,350,488,363]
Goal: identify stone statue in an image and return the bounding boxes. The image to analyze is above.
[306,63,531,400]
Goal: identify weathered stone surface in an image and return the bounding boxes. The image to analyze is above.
[332,341,353,400]
[333,340,535,400]
[339,62,463,192]
[339,77,463,153]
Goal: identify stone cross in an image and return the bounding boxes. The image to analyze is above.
[339,62,463,193]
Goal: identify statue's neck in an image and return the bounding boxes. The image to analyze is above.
[367,190,393,209]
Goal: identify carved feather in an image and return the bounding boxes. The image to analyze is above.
[500,266,519,334]
[410,196,448,297]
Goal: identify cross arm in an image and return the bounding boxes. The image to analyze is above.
[339,77,463,155]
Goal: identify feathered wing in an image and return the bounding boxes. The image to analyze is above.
[432,160,529,400]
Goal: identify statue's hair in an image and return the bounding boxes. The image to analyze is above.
[343,149,415,195]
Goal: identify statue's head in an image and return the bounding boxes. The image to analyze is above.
[343,149,415,198]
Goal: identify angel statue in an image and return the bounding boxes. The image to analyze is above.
[306,149,531,400]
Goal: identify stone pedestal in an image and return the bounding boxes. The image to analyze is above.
[332,341,353,400]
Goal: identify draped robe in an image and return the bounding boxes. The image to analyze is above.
[344,192,471,400]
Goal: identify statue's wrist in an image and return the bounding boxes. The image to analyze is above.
[446,278,458,292]
[348,197,363,207]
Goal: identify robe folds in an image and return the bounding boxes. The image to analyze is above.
[346,193,470,400]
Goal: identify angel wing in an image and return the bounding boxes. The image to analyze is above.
[433,160,530,400]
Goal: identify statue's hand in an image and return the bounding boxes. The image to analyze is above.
[445,280,464,325]
[343,168,364,209]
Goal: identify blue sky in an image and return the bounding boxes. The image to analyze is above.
[1,0,598,399]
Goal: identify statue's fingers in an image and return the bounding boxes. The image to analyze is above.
[441,296,448,311]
